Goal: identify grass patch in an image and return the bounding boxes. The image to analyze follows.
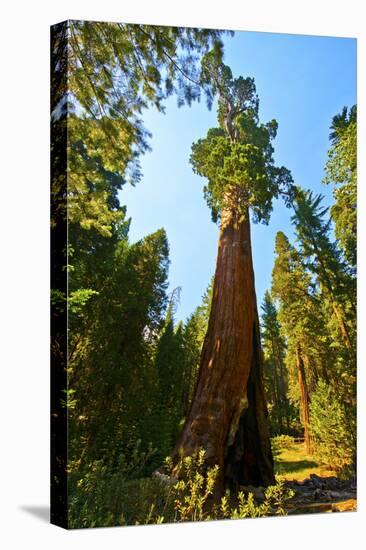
[274,442,335,481]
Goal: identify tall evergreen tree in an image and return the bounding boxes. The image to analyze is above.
[151,288,187,464]
[68,228,170,470]
[173,56,294,492]
[181,279,214,415]
[323,105,357,269]
[292,188,355,349]
[261,291,290,434]
[271,232,321,453]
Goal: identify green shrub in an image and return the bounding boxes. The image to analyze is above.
[218,479,293,519]
[310,380,354,473]
[164,449,294,522]
[68,440,160,528]
[68,448,294,527]
[163,449,219,522]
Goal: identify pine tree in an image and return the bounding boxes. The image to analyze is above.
[68,228,170,470]
[181,279,213,415]
[261,291,290,434]
[292,188,355,350]
[151,288,187,464]
[271,232,321,453]
[323,106,357,269]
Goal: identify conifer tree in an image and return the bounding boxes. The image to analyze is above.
[292,188,355,349]
[323,106,357,269]
[181,279,213,415]
[68,228,170,469]
[271,232,319,453]
[261,291,290,434]
[173,56,294,491]
[151,288,187,463]
[52,21,230,235]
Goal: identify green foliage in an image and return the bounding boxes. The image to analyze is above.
[261,292,293,435]
[271,231,335,440]
[164,450,293,523]
[52,21,230,235]
[310,380,355,473]
[68,289,99,314]
[149,300,186,465]
[217,480,294,519]
[67,225,171,477]
[68,448,293,528]
[68,448,168,528]
[190,61,294,223]
[271,231,324,367]
[165,450,219,522]
[67,115,131,236]
[291,188,356,402]
[323,106,357,268]
[292,188,353,309]
[180,278,213,411]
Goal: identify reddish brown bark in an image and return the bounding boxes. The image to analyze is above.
[296,344,312,455]
[172,202,274,493]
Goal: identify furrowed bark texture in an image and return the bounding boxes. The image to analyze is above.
[173,203,274,493]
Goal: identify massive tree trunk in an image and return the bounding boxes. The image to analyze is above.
[296,344,312,455]
[172,200,274,494]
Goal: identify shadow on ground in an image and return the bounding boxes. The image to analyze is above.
[20,506,49,523]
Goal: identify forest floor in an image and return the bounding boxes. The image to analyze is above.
[274,442,356,515]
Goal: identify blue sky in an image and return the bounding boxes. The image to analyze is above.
[119,30,356,322]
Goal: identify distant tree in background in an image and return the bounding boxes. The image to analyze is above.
[271,231,317,453]
[323,105,356,270]
[292,188,355,350]
[260,291,292,435]
[180,279,213,415]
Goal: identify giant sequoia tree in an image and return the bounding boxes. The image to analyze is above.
[172,57,294,491]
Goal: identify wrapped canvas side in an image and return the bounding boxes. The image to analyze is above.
[50,20,69,529]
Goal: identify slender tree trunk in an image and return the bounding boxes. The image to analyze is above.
[181,352,193,417]
[296,344,312,455]
[333,303,352,349]
[271,340,284,433]
[275,341,289,433]
[172,201,274,493]
[271,341,279,404]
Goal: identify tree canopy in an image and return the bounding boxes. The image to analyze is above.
[323,105,357,268]
[52,21,230,235]
[190,59,294,223]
